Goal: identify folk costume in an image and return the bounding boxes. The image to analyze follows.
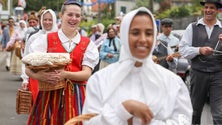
[179,13,222,125]
[27,29,99,125]
[6,20,27,75]
[22,9,58,104]
[82,7,192,125]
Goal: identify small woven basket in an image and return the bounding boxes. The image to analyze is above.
[64,113,97,125]
[39,80,66,91]
[16,89,32,114]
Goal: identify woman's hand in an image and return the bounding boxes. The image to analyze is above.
[122,100,153,125]
[107,53,114,58]
[35,69,65,84]
[22,82,28,90]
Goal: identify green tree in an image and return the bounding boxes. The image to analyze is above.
[135,0,149,9]
[18,0,63,13]
[192,0,202,6]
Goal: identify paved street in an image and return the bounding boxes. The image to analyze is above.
[0,52,28,125]
[0,51,213,125]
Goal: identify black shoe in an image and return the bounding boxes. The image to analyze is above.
[5,66,9,71]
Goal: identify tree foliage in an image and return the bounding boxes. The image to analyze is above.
[158,0,171,13]
[13,0,64,13]
[135,0,149,9]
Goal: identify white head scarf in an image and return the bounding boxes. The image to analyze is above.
[40,9,58,33]
[18,20,27,37]
[19,20,27,30]
[104,7,165,115]
[97,23,105,35]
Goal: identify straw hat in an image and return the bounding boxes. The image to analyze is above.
[28,11,38,22]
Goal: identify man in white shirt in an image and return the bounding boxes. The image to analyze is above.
[179,0,222,124]
[157,18,179,72]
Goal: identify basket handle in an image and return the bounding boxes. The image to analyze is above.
[64,113,97,125]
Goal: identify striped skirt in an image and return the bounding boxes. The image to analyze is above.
[27,82,86,125]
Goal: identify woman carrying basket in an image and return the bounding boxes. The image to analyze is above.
[25,0,99,124]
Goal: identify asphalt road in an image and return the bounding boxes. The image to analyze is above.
[0,51,213,125]
[0,52,28,125]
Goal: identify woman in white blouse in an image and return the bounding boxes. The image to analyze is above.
[82,7,192,125]
[6,20,27,75]
[21,9,58,89]
[21,9,58,103]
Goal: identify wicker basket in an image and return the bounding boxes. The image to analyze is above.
[39,80,66,91]
[26,64,70,91]
[16,89,32,114]
[64,113,97,125]
[26,63,68,73]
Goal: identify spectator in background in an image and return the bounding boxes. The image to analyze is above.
[97,23,105,35]
[6,20,27,75]
[158,18,179,52]
[157,18,179,72]
[153,38,178,70]
[99,27,121,69]
[27,11,39,28]
[90,24,100,42]
[92,23,106,74]
[94,23,106,49]
[23,11,40,43]
[1,17,16,71]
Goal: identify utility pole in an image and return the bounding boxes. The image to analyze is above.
[149,0,153,13]
[10,0,13,15]
[98,0,101,23]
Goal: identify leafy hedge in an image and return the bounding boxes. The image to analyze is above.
[156,5,201,19]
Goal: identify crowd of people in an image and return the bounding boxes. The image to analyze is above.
[0,0,222,124]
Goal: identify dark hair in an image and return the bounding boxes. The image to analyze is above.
[8,17,14,22]
[60,0,82,14]
[200,0,222,9]
[136,11,149,15]
[161,18,173,26]
[63,0,82,7]
[107,27,116,37]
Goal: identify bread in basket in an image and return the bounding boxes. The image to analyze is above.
[22,52,71,72]
[22,52,72,91]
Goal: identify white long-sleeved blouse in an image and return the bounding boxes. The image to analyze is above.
[28,29,99,69]
[83,63,192,125]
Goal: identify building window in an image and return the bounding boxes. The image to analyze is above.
[120,6,126,14]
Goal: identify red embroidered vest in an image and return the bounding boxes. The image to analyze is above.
[47,32,90,84]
